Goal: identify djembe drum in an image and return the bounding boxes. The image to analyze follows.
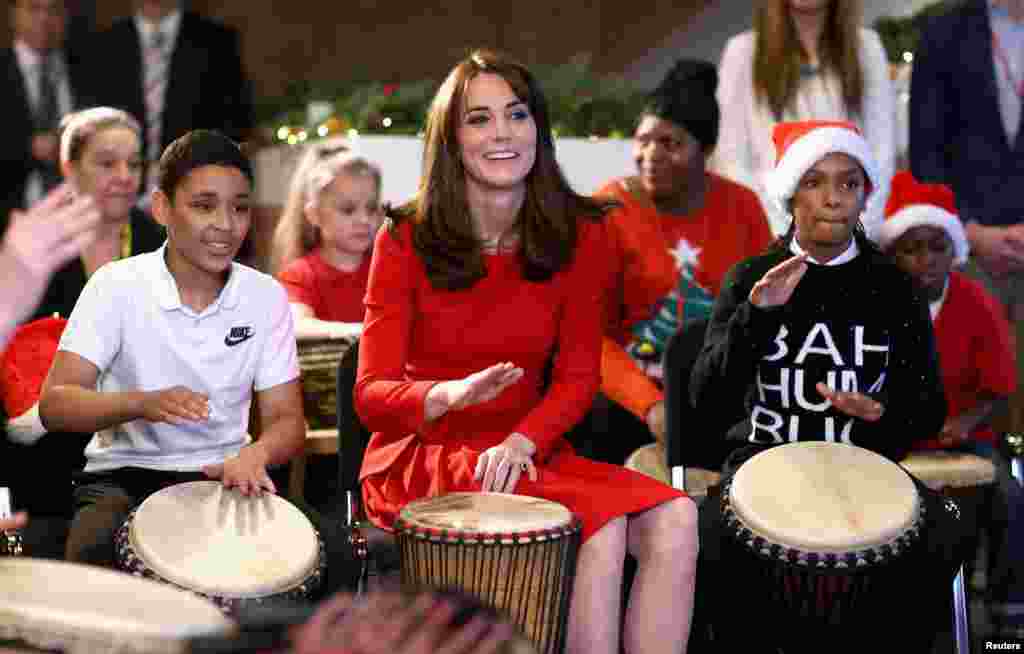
[717,442,936,650]
[394,493,581,654]
[297,337,354,430]
[115,481,326,614]
[901,450,995,530]
[0,557,232,654]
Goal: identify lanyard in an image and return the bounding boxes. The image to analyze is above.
[992,30,1024,98]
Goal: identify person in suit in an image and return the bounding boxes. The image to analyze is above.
[0,0,91,229]
[91,0,253,200]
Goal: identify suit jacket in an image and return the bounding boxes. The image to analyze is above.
[910,0,1024,227]
[0,47,91,229]
[92,11,253,159]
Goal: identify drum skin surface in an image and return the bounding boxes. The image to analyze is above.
[900,451,997,491]
[125,481,320,599]
[0,557,232,654]
[730,442,919,553]
[398,492,572,535]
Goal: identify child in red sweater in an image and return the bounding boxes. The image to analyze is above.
[273,152,383,341]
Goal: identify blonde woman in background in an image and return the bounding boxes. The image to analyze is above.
[271,147,382,341]
[712,0,895,236]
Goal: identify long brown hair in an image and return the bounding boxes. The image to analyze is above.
[753,0,864,120]
[388,49,612,290]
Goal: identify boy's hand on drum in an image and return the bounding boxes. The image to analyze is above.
[749,254,808,308]
[815,382,885,422]
[427,362,524,420]
[937,418,971,448]
[202,445,276,496]
[141,386,210,424]
[475,433,538,493]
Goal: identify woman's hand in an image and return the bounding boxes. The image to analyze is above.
[425,362,523,421]
[202,445,276,497]
[475,433,538,493]
[816,382,885,422]
[140,386,210,424]
[749,254,808,308]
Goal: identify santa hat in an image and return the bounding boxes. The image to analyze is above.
[0,316,67,445]
[877,170,969,264]
[764,120,881,217]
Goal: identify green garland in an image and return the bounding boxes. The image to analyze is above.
[873,1,958,63]
[258,59,648,142]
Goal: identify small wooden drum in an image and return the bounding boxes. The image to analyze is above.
[115,481,326,613]
[624,443,721,499]
[394,493,581,654]
[901,450,996,541]
[297,336,353,430]
[721,442,926,638]
[0,557,232,654]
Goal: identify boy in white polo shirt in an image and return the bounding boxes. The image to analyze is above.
[40,130,307,566]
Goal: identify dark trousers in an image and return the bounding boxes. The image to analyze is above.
[66,467,354,599]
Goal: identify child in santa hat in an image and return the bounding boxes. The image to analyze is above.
[880,170,1022,633]
[880,170,1015,452]
[689,120,968,653]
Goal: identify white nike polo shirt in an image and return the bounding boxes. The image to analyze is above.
[57,245,300,473]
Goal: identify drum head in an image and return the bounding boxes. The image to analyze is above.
[0,557,232,653]
[128,481,319,599]
[729,442,919,553]
[398,492,572,535]
[900,451,997,490]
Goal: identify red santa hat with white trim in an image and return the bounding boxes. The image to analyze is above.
[765,119,881,218]
[877,170,969,264]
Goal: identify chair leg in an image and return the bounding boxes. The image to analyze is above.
[953,565,970,654]
[289,451,308,504]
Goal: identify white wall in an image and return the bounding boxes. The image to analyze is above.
[625,1,938,88]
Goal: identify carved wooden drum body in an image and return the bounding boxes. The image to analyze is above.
[395,493,580,654]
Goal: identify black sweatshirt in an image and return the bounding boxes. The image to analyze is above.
[689,233,946,464]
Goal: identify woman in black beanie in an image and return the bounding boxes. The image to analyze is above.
[587,59,773,468]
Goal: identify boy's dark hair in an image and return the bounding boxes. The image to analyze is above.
[157,129,254,201]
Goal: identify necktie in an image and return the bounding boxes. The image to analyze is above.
[36,55,62,193]
[144,30,168,163]
[142,30,168,206]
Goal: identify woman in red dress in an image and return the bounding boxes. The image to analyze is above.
[354,50,698,654]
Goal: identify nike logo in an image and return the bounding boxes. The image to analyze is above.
[225,326,254,347]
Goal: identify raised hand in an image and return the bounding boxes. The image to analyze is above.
[474,433,538,493]
[140,386,210,424]
[426,362,524,421]
[5,183,102,280]
[203,445,276,497]
[815,382,885,422]
[749,254,808,308]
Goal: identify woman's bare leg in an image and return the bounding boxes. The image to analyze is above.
[566,516,627,654]
[623,497,699,654]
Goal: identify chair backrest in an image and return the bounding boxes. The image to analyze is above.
[336,339,372,493]
[663,318,744,471]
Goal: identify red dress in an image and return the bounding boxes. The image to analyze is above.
[355,219,685,541]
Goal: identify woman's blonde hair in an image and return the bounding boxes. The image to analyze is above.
[753,0,864,120]
[59,106,141,166]
[270,144,382,274]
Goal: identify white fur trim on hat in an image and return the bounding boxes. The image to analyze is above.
[877,205,969,264]
[765,126,881,217]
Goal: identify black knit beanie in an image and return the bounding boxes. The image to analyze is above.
[643,59,720,152]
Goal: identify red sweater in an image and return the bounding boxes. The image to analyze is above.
[277,249,370,323]
[597,173,773,418]
[914,271,1016,448]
